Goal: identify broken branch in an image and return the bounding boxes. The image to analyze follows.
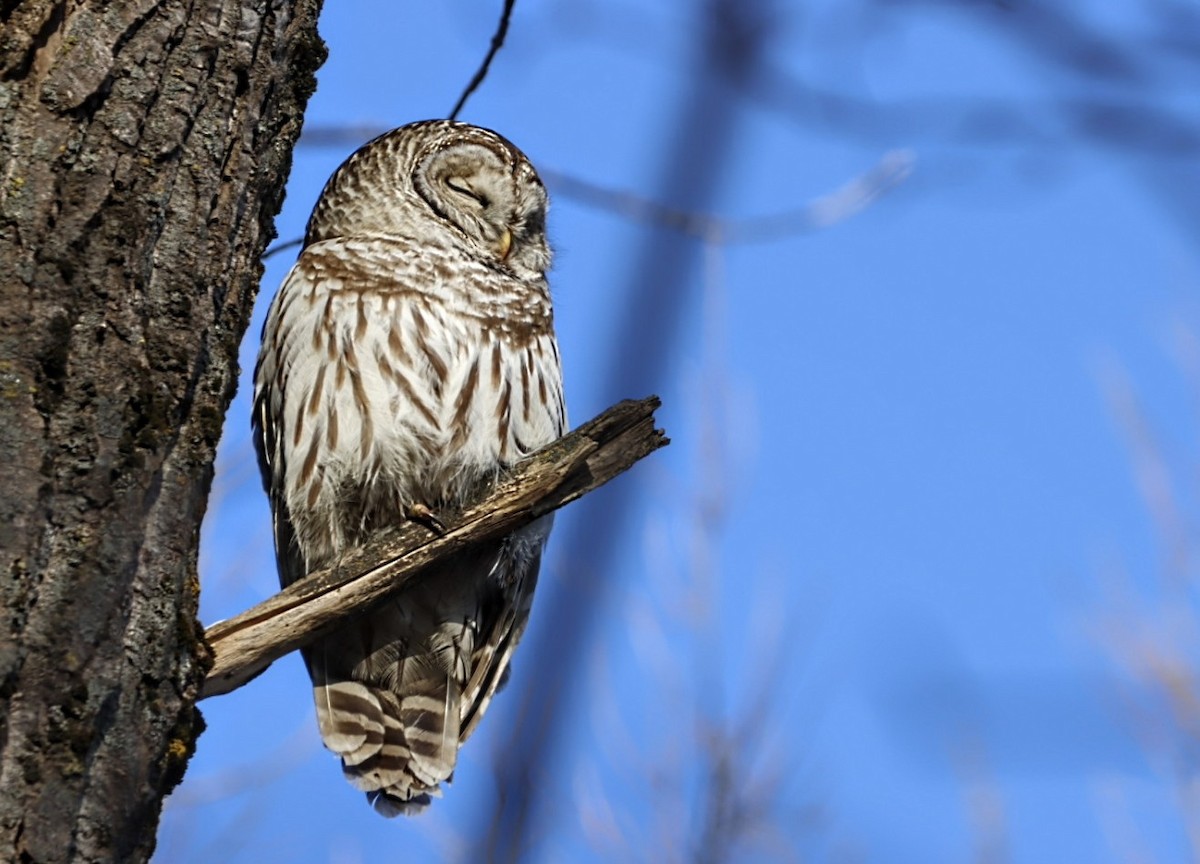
[201,396,668,699]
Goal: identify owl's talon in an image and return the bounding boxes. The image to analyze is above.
[405,502,447,535]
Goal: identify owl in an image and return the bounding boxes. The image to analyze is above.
[252,120,567,815]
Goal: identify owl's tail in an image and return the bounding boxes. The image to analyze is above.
[307,638,466,816]
[293,542,520,815]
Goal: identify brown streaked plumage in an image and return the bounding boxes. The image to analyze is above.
[252,120,566,815]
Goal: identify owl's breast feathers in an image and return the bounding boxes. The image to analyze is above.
[255,234,566,571]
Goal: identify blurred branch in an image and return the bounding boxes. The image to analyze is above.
[1095,328,1200,860]
[1098,357,1190,588]
[542,148,913,243]
[275,126,911,260]
[472,2,775,856]
[262,237,303,261]
[449,0,516,121]
[568,227,821,863]
[951,736,1010,864]
[200,397,668,699]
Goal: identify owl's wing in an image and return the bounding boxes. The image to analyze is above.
[457,328,565,738]
[456,329,565,740]
[459,523,548,742]
[251,259,314,590]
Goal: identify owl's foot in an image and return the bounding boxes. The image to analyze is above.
[405,502,447,535]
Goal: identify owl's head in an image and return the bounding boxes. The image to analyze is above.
[305,120,551,280]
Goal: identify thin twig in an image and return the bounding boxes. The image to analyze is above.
[200,397,668,699]
[262,237,303,261]
[540,148,914,243]
[449,0,516,121]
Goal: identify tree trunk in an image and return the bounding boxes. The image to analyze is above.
[0,2,325,862]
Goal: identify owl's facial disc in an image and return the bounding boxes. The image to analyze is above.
[414,139,549,277]
[417,146,510,246]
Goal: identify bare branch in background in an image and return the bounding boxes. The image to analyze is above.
[473,3,778,856]
[284,125,911,253]
[950,736,1010,864]
[262,236,304,261]
[564,227,822,863]
[260,0,518,262]
[449,0,517,121]
[541,149,913,243]
[1095,335,1200,859]
[201,397,668,699]
[1098,358,1190,588]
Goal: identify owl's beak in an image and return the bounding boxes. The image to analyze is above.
[496,227,513,261]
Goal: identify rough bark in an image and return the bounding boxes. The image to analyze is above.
[202,396,668,699]
[0,3,326,862]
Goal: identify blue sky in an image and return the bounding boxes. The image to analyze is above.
[156,2,1200,861]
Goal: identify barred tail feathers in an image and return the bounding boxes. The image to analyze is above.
[308,638,465,815]
[298,539,541,816]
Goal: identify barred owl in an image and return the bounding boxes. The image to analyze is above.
[252,120,566,815]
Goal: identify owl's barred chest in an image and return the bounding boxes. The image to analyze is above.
[326,292,539,471]
[274,278,564,564]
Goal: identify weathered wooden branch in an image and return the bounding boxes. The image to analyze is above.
[202,396,668,699]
